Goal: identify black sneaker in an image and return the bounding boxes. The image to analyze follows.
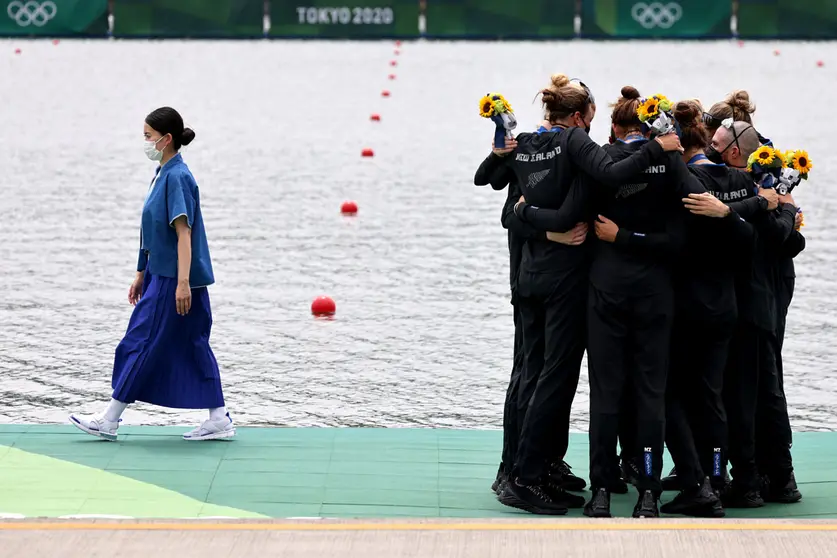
[498,479,569,515]
[721,483,765,508]
[545,481,586,508]
[763,472,803,504]
[660,477,725,518]
[491,470,506,495]
[632,490,659,518]
[621,457,641,487]
[550,460,587,492]
[583,488,612,518]
[661,467,680,492]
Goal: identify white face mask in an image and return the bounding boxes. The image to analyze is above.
[144,136,164,162]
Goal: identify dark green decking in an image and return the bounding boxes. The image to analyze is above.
[0,425,834,519]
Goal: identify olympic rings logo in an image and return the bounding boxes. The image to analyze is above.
[7,1,57,28]
[631,2,682,29]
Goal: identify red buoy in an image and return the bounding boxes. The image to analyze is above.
[370,113,381,121]
[395,40,402,47]
[390,60,397,66]
[817,60,825,67]
[341,201,358,215]
[388,74,396,80]
[14,48,21,54]
[737,40,744,47]
[381,90,390,97]
[52,39,60,45]
[394,49,400,55]
[774,49,781,56]
[361,148,375,157]
[311,296,336,317]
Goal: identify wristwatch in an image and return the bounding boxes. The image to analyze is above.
[756,195,769,211]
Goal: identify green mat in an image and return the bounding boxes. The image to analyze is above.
[0,426,834,519]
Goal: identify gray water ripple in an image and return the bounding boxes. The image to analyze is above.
[0,39,834,429]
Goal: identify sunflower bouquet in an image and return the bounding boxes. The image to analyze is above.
[776,150,813,195]
[747,145,785,189]
[636,94,676,136]
[478,92,517,149]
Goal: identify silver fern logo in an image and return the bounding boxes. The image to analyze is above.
[526,169,551,188]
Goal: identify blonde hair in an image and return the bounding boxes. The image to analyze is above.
[709,90,756,125]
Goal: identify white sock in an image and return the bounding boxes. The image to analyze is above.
[102,399,128,422]
[209,407,227,421]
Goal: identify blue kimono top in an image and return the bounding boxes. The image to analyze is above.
[136,153,214,288]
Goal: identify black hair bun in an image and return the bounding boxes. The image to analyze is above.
[181,127,196,146]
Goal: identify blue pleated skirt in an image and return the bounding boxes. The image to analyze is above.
[111,272,226,409]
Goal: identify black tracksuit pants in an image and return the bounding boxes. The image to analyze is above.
[754,277,796,479]
[499,305,525,477]
[774,276,794,390]
[619,385,637,464]
[587,284,673,495]
[725,325,793,491]
[513,268,586,485]
[665,316,733,489]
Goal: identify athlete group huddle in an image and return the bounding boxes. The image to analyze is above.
[474,75,807,518]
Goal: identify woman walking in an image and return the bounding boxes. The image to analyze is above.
[70,107,234,442]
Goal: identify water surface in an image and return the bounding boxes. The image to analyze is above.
[0,39,834,429]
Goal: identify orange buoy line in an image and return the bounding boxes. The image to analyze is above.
[326,40,405,316]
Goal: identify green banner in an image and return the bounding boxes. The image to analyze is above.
[269,1,419,38]
[113,0,264,38]
[582,0,731,38]
[739,0,837,38]
[0,0,108,36]
[425,0,575,38]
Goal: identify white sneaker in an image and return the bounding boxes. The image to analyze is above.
[69,414,119,442]
[182,413,235,441]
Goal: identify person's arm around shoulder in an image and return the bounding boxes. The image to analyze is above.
[566,128,682,188]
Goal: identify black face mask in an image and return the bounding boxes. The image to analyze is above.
[584,125,591,134]
[705,145,724,164]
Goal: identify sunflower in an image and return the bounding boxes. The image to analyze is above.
[792,150,813,174]
[650,94,672,112]
[753,145,775,166]
[479,95,494,118]
[636,98,660,122]
[492,94,513,114]
[774,149,787,167]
